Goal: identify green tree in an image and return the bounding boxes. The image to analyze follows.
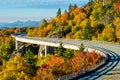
[56,43,65,57]
[73,4,77,9]
[79,43,85,52]
[24,50,37,66]
[57,8,61,16]
[63,49,74,60]
[64,9,67,13]
[82,21,93,40]
[0,38,15,66]
[69,3,72,12]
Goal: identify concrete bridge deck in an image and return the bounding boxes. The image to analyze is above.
[12,34,120,80]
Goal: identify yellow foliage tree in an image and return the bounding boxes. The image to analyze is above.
[0,54,32,80]
[80,19,88,29]
[89,15,100,28]
[101,25,115,42]
[114,17,120,40]
[73,8,86,25]
[60,12,68,25]
[116,29,120,41]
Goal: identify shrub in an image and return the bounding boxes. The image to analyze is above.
[33,68,54,80]
[36,54,51,67]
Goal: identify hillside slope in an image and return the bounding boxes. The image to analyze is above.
[27,0,120,42]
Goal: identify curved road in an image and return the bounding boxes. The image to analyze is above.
[79,41,120,80]
[12,34,120,80]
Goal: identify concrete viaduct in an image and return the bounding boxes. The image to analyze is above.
[12,34,81,56]
[12,34,120,80]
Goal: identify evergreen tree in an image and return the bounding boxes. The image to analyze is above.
[64,9,67,13]
[89,0,93,2]
[79,43,85,52]
[69,3,72,12]
[82,21,93,40]
[57,8,61,16]
[73,4,77,9]
[24,50,36,66]
[57,43,65,57]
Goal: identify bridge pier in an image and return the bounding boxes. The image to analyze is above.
[45,45,48,57]
[38,45,57,57]
[16,40,23,50]
[38,45,48,57]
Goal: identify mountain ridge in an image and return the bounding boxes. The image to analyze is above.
[0,20,41,29]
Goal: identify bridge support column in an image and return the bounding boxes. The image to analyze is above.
[38,45,48,57]
[15,40,23,50]
[45,45,48,57]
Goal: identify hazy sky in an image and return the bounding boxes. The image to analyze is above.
[0,0,89,22]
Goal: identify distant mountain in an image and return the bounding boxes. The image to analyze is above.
[0,20,41,29]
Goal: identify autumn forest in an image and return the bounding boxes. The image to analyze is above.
[27,0,120,42]
[0,0,120,79]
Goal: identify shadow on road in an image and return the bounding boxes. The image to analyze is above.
[79,47,120,80]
